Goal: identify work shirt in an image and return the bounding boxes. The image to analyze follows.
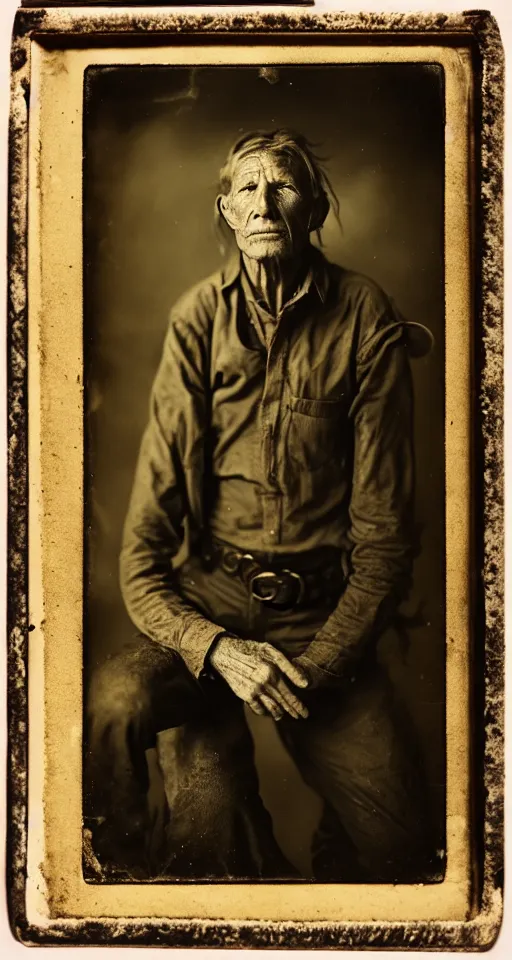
[241,262,314,351]
[120,246,416,685]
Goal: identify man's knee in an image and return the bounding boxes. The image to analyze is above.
[87,639,207,739]
[87,653,151,731]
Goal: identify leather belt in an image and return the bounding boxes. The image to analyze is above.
[206,540,344,611]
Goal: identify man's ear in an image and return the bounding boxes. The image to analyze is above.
[217,194,238,231]
[309,190,330,233]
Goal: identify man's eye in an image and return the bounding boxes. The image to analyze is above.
[240,184,257,193]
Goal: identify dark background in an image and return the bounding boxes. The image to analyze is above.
[84,64,445,877]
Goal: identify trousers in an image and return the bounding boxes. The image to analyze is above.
[85,553,434,881]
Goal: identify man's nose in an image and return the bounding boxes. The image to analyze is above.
[253,181,273,218]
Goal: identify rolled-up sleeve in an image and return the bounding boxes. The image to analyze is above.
[296,307,415,686]
[119,308,222,678]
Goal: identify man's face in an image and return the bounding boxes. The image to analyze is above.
[220,151,311,262]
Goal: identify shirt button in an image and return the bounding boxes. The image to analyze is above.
[270,529,276,536]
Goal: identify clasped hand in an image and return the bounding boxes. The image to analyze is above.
[209,635,309,720]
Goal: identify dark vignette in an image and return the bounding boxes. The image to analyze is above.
[7,8,504,950]
[81,58,446,888]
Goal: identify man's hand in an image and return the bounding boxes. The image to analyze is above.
[209,636,309,720]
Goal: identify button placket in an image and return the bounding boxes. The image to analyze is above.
[260,338,277,484]
[261,491,282,547]
[259,323,289,545]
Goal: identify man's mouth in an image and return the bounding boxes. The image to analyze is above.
[246,229,286,238]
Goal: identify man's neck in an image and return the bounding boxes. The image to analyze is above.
[242,249,310,317]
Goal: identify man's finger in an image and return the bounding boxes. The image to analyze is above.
[272,677,309,719]
[265,683,302,719]
[266,647,309,688]
[247,697,267,716]
[259,693,284,721]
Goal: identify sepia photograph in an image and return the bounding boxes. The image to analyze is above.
[83,62,444,886]
[6,6,503,950]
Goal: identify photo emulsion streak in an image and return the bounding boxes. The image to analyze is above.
[83,64,446,885]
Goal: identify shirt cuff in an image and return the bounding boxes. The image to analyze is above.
[178,619,226,679]
[293,653,342,690]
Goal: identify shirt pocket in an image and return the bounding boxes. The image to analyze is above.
[287,395,345,470]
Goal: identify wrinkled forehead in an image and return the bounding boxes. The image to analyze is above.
[229,148,303,190]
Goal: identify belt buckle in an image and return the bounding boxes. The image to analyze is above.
[282,569,306,605]
[250,571,281,603]
[250,569,305,607]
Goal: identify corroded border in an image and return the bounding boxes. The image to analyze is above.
[7,7,504,950]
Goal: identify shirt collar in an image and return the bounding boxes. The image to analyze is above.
[220,245,330,306]
[220,251,241,291]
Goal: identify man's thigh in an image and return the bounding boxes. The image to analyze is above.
[279,663,432,879]
[87,632,230,740]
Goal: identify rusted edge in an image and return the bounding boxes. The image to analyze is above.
[5,916,510,950]
[7,11,31,948]
[6,6,504,950]
[472,5,505,949]
[7,7,499,41]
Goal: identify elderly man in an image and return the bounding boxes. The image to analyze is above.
[87,129,433,882]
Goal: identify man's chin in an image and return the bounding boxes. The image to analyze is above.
[240,237,291,261]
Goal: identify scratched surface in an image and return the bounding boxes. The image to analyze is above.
[82,58,446,882]
[7,7,504,950]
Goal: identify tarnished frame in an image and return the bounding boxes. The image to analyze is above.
[7,6,504,950]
